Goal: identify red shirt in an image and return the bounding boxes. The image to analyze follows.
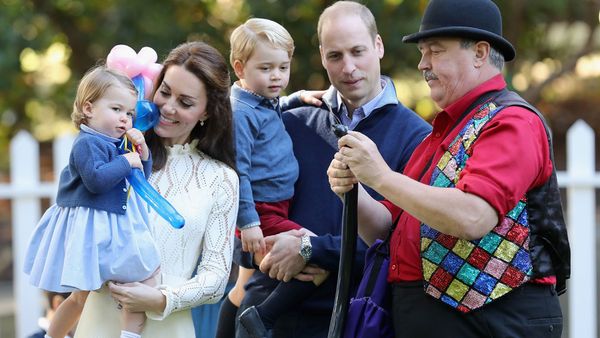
[384,74,554,283]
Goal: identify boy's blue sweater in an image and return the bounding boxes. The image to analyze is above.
[246,85,432,312]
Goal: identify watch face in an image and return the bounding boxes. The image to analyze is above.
[300,236,311,262]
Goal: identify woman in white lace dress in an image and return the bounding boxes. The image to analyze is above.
[75,41,239,338]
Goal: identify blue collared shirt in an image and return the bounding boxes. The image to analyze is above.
[337,77,398,130]
[231,83,300,229]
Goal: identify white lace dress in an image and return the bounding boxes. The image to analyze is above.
[75,141,239,338]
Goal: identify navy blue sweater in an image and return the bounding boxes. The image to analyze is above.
[245,88,432,313]
[56,128,152,215]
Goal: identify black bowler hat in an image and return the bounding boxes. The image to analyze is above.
[402,0,515,61]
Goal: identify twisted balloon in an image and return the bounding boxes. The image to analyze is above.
[108,45,185,229]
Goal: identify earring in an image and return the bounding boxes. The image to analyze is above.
[200,120,205,126]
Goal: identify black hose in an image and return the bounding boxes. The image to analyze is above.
[328,124,358,338]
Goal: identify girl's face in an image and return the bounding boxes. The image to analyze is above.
[84,84,137,139]
[152,65,208,146]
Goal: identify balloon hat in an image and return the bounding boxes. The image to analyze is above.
[107,45,163,131]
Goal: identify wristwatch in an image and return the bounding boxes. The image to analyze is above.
[299,234,312,263]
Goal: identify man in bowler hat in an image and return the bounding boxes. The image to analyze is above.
[327,0,570,337]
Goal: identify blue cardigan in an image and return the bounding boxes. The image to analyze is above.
[56,127,152,215]
[245,83,432,312]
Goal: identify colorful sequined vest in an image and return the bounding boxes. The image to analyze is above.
[420,99,533,313]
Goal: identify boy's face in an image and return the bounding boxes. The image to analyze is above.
[236,41,291,99]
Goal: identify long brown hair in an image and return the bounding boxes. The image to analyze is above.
[146,41,236,172]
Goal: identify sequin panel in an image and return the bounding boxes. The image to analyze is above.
[446,279,469,301]
[423,242,449,265]
[484,257,509,279]
[452,240,475,259]
[494,240,519,262]
[479,233,502,254]
[441,252,464,275]
[462,289,487,309]
[456,262,480,285]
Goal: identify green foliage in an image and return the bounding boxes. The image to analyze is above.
[0,0,597,172]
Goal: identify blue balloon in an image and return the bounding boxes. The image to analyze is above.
[118,82,182,228]
[128,169,185,229]
[132,75,160,132]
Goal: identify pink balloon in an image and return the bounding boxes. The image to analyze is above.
[124,57,145,78]
[141,63,163,82]
[143,75,154,99]
[107,45,137,73]
[138,47,158,64]
[106,45,162,84]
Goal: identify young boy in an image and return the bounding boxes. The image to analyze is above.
[218,18,326,338]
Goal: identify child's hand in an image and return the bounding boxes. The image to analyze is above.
[300,90,326,107]
[122,152,143,170]
[126,128,149,161]
[241,226,266,254]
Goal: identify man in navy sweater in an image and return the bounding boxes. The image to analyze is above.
[236,2,432,337]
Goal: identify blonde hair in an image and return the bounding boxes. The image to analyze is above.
[318,1,378,44]
[71,65,137,128]
[229,18,295,67]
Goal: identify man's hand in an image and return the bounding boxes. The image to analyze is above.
[327,152,358,197]
[337,131,391,189]
[294,264,329,282]
[260,231,305,282]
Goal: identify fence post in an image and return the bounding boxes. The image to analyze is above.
[11,131,43,338]
[567,120,597,338]
[52,134,75,202]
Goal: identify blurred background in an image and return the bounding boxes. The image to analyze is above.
[0,0,599,337]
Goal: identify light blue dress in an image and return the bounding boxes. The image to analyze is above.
[23,128,160,293]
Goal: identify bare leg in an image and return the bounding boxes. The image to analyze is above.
[47,291,89,338]
[228,266,254,306]
[120,269,160,335]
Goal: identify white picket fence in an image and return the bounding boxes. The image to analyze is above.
[1,120,598,338]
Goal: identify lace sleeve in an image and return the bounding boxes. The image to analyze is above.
[147,166,239,320]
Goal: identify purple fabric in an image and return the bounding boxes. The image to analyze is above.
[344,239,394,338]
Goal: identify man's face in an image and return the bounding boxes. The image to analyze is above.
[417,37,479,109]
[319,14,384,111]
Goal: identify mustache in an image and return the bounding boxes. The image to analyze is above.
[423,71,439,81]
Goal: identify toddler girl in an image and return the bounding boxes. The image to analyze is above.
[23,65,160,338]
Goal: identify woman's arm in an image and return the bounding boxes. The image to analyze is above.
[109,166,239,319]
[155,168,239,319]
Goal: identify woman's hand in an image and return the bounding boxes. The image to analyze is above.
[108,281,166,313]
